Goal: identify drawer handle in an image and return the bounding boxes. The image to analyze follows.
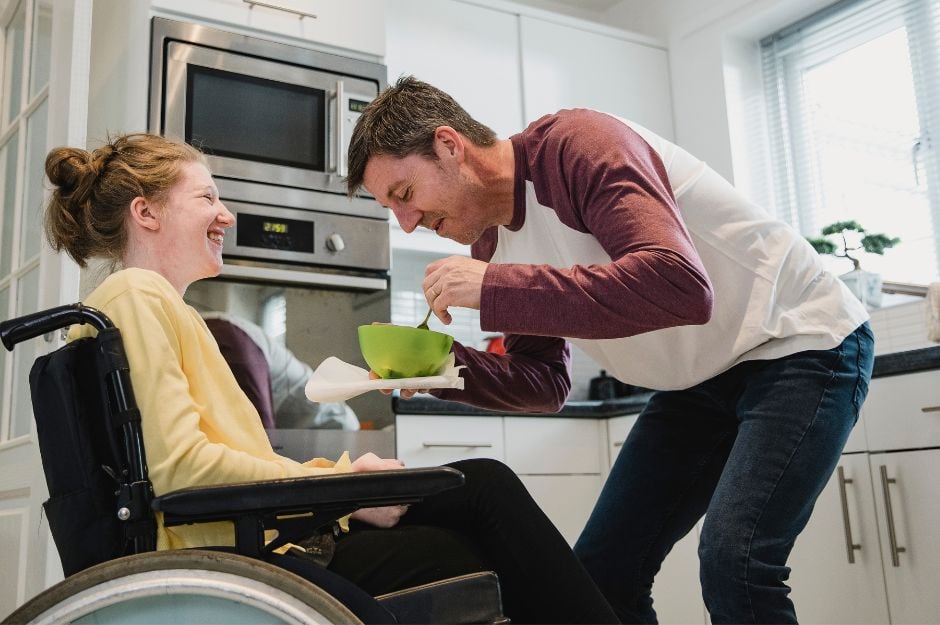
[422,442,494,449]
[837,466,862,564]
[613,440,624,448]
[921,405,940,413]
[879,465,907,567]
[242,0,318,20]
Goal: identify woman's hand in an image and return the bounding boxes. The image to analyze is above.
[349,452,410,527]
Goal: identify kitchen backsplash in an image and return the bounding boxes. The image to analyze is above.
[392,251,934,401]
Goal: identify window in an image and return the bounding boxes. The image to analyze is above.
[762,0,940,285]
[0,0,52,441]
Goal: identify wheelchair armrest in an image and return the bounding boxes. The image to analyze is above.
[153,466,463,524]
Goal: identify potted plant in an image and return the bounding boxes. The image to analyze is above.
[807,220,900,307]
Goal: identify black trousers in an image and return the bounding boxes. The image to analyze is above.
[327,458,620,625]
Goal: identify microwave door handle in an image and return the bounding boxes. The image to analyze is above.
[334,80,346,177]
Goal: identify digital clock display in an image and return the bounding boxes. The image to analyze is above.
[263,221,288,234]
[237,213,314,253]
[348,98,370,113]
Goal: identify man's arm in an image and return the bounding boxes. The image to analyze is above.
[432,334,571,413]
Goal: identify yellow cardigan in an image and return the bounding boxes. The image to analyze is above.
[71,268,350,550]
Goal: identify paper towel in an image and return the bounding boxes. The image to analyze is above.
[305,353,465,403]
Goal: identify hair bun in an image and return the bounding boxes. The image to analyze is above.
[44,147,94,196]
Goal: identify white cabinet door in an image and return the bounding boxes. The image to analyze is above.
[395,415,504,467]
[788,453,890,624]
[870,449,940,624]
[503,417,604,475]
[385,0,524,139]
[519,16,674,140]
[150,0,386,56]
[517,474,602,546]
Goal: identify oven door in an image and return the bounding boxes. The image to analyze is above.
[160,40,378,195]
[185,267,393,434]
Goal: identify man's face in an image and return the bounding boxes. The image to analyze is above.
[362,150,491,246]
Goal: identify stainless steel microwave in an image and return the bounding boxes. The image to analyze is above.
[148,18,387,198]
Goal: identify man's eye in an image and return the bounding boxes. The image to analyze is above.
[402,188,412,201]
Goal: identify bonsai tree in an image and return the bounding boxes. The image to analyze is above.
[807,220,900,271]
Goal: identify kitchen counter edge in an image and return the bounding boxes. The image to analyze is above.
[394,346,940,418]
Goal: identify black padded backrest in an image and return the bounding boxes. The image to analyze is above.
[29,337,132,576]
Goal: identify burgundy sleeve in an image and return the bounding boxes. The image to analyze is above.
[431,335,571,413]
[481,110,713,339]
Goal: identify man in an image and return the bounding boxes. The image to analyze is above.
[347,76,874,624]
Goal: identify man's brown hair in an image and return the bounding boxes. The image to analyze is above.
[345,76,497,197]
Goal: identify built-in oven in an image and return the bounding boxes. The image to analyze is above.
[148,19,394,459]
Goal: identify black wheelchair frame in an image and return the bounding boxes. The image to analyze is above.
[0,304,506,624]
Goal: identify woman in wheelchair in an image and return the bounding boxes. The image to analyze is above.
[40,133,619,625]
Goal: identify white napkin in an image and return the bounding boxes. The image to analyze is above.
[927,282,940,343]
[305,353,465,403]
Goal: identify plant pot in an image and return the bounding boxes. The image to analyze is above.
[839,269,883,308]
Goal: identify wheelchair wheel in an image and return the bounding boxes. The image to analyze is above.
[3,550,363,625]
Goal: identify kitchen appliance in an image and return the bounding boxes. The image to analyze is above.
[149,17,385,197]
[148,19,395,451]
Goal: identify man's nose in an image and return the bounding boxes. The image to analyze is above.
[392,204,421,233]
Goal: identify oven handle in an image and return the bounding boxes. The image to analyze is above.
[219,263,387,291]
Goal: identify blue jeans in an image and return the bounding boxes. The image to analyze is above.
[574,323,874,624]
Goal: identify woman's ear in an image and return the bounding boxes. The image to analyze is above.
[129,196,160,231]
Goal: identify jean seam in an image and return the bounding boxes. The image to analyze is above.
[740,343,844,623]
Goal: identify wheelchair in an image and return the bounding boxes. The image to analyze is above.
[0,304,507,624]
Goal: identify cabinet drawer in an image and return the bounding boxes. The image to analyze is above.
[504,417,604,474]
[396,415,504,467]
[863,371,940,451]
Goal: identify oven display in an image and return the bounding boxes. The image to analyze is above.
[236,213,315,253]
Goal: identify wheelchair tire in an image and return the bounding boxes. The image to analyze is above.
[2,549,363,625]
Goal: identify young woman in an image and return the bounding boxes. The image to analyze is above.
[43,133,619,625]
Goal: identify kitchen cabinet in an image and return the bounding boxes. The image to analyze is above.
[788,369,940,624]
[149,0,385,57]
[396,414,604,545]
[606,414,707,625]
[384,0,525,139]
[519,16,675,140]
[787,453,890,624]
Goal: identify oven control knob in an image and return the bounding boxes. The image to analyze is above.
[326,233,346,253]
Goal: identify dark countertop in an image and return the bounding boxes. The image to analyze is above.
[394,393,655,419]
[395,346,940,419]
[872,345,940,378]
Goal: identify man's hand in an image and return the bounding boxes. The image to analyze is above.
[349,453,410,527]
[368,371,427,399]
[423,256,488,325]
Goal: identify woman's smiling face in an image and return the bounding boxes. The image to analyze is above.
[155,161,234,291]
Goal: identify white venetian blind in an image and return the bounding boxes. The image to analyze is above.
[762,0,940,284]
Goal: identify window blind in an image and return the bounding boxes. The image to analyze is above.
[761,0,940,283]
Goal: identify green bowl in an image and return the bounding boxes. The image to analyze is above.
[358,324,455,379]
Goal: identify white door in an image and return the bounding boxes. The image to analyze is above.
[871,449,940,624]
[0,0,88,617]
[788,452,890,624]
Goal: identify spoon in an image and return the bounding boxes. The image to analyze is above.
[416,307,433,330]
